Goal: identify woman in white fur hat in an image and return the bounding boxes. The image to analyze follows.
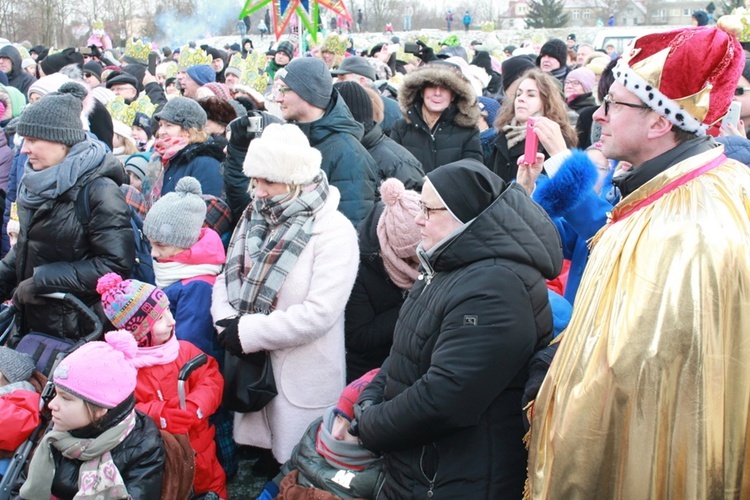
[210,123,359,474]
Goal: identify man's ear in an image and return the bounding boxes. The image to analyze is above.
[646,112,675,140]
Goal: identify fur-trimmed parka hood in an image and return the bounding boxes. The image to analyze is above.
[398,63,480,128]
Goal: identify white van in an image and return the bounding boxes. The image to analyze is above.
[593,27,657,55]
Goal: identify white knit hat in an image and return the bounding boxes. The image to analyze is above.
[242,123,322,185]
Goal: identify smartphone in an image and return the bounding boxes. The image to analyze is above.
[524,117,539,164]
[722,101,741,128]
[148,52,158,77]
[404,42,420,54]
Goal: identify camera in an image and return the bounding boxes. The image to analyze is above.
[246,115,264,134]
[404,42,420,55]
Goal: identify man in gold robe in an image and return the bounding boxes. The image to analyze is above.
[528,20,750,498]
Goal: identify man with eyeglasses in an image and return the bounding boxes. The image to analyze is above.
[272,57,378,226]
[351,158,562,499]
[528,22,750,498]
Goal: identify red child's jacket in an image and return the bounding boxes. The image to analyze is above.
[134,341,227,498]
[0,390,40,451]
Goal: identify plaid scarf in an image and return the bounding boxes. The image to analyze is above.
[502,118,527,149]
[224,173,328,314]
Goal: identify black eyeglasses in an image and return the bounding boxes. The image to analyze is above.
[735,87,750,96]
[419,202,448,220]
[603,94,651,116]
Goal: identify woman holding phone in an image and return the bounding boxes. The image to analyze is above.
[487,68,577,183]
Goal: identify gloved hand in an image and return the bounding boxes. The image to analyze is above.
[415,40,438,64]
[161,406,196,434]
[228,113,259,150]
[12,278,44,306]
[216,316,244,356]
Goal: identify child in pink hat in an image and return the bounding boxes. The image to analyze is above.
[97,272,228,499]
[20,331,165,499]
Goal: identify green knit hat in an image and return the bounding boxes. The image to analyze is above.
[16,82,87,146]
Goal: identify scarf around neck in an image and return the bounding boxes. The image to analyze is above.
[20,409,137,500]
[315,406,379,471]
[131,332,180,367]
[502,118,527,149]
[154,261,223,288]
[224,173,328,314]
[18,139,106,210]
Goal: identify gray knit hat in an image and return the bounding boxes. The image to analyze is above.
[278,58,332,110]
[154,97,207,130]
[16,82,87,146]
[0,346,35,384]
[143,176,207,249]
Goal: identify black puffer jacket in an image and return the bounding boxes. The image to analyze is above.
[0,143,134,338]
[389,65,483,173]
[358,172,562,499]
[50,398,165,500]
[0,45,35,96]
[361,124,425,192]
[344,203,408,382]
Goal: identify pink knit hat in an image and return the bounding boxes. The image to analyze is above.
[203,82,232,101]
[53,330,138,409]
[376,178,421,289]
[97,273,170,347]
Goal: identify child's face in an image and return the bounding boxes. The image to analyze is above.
[152,309,176,345]
[49,388,106,432]
[149,238,186,261]
[331,414,359,442]
[128,172,143,192]
[131,125,148,144]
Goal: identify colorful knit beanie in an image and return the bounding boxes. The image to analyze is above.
[97,273,170,347]
[334,369,380,421]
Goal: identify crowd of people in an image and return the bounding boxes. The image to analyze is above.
[0,10,749,500]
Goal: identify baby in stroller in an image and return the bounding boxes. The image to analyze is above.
[0,347,39,478]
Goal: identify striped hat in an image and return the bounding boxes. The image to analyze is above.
[96,273,170,347]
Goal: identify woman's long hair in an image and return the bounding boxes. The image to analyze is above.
[494,68,578,147]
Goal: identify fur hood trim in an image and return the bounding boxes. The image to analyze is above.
[398,64,480,128]
[533,149,599,218]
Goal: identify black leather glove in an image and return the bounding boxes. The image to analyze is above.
[348,400,374,437]
[12,277,44,306]
[215,316,244,356]
[416,40,438,64]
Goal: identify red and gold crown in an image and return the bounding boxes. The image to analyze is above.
[613,19,743,135]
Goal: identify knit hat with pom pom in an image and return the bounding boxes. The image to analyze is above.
[143,176,207,249]
[53,330,138,408]
[97,273,171,348]
[16,81,87,145]
[376,178,422,289]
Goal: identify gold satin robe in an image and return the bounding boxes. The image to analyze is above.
[528,146,750,499]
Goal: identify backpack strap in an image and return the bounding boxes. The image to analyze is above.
[74,182,93,226]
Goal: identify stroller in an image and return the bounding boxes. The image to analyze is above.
[0,292,102,500]
[0,293,207,500]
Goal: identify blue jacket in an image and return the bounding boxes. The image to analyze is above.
[533,150,612,304]
[295,90,378,226]
[164,279,222,359]
[160,141,224,198]
[716,135,750,166]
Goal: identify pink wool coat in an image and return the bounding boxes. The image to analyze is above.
[211,187,359,462]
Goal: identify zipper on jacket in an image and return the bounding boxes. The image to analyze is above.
[420,445,438,498]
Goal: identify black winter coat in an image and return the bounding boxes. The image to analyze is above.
[344,203,408,382]
[487,132,559,183]
[50,401,165,500]
[0,45,35,96]
[358,170,562,499]
[295,90,378,226]
[389,65,483,173]
[361,124,424,192]
[0,143,134,338]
